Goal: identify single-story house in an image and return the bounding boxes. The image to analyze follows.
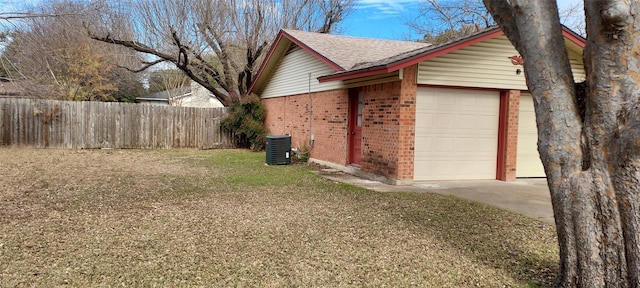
[249,26,585,184]
[137,81,224,108]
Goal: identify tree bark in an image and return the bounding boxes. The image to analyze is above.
[484,0,640,287]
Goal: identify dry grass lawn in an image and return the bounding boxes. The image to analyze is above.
[0,148,559,287]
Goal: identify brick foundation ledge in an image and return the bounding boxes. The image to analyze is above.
[309,158,414,186]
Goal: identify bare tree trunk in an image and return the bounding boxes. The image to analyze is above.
[484,0,640,287]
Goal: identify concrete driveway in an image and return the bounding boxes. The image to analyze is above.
[413,179,554,224]
[317,169,554,224]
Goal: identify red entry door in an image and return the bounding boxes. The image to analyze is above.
[349,89,364,165]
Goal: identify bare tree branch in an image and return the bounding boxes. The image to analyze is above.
[409,0,584,43]
[116,59,165,73]
[89,34,175,62]
[482,0,521,50]
[87,0,354,106]
[0,12,83,20]
[2,1,143,101]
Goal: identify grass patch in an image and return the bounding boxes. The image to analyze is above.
[0,148,559,287]
[193,149,314,186]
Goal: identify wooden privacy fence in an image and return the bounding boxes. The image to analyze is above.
[0,98,235,149]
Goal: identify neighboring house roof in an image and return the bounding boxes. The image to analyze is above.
[249,26,586,94]
[0,80,23,97]
[136,85,226,102]
[136,86,191,102]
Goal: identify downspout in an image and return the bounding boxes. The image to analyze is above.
[308,72,314,151]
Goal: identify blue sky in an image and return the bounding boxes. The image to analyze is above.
[341,0,582,41]
[0,0,40,14]
[342,0,423,40]
[1,0,582,41]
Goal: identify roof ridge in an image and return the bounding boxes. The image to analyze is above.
[282,29,431,45]
[281,29,430,71]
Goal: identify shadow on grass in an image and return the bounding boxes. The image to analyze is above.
[386,192,559,287]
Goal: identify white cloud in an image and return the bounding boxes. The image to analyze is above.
[0,0,41,14]
[355,0,422,18]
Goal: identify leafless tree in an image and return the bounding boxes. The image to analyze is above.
[558,1,585,36]
[484,0,640,286]
[407,0,584,43]
[88,0,353,106]
[405,0,492,43]
[147,68,191,94]
[160,69,191,106]
[1,0,144,101]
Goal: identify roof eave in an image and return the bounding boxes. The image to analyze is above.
[560,26,586,48]
[317,65,391,83]
[248,29,345,95]
[319,28,504,83]
[0,92,21,96]
[136,98,169,102]
[247,31,287,95]
[280,30,345,71]
[319,26,586,84]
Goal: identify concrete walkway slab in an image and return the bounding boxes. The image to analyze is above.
[317,169,554,224]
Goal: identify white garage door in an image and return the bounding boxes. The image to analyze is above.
[517,93,545,177]
[414,88,500,181]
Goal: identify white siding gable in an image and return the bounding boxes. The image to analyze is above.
[417,35,585,90]
[261,46,345,99]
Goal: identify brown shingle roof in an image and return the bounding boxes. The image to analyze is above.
[347,26,503,71]
[317,26,508,82]
[282,29,430,70]
[321,25,588,82]
[250,25,586,94]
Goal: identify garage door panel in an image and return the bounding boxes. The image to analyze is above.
[433,114,457,128]
[418,114,435,129]
[477,114,499,124]
[459,137,493,152]
[418,159,497,179]
[437,96,457,106]
[457,94,482,105]
[434,138,456,152]
[414,87,500,181]
[416,135,495,154]
[458,114,479,126]
[517,93,545,177]
[477,138,498,152]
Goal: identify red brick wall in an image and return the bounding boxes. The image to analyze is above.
[261,66,418,183]
[262,89,349,166]
[497,89,520,181]
[505,90,520,180]
[360,65,417,181]
[360,82,401,177]
[397,65,417,180]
